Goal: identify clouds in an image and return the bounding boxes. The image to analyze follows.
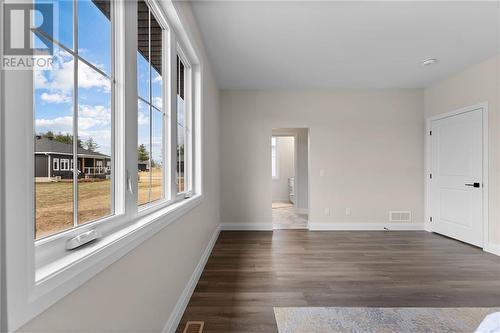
[35,104,112,154]
[35,116,73,133]
[35,49,113,155]
[36,104,110,131]
[35,51,110,100]
[40,92,71,104]
[153,97,162,108]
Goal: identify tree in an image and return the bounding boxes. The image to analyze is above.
[138,144,149,162]
[83,137,99,152]
[39,131,83,148]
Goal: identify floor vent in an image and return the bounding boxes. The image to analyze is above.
[183,321,204,333]
[389,211,412,222]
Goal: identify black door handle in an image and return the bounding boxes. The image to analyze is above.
[465,182,481,188]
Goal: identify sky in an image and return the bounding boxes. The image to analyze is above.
[34,0,164,165]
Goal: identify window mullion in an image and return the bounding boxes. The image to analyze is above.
[170,36,178,199]
[148,8,152,204]
[72,0,79,228]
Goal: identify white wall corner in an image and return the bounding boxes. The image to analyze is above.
[162,225,220,333]
[308,222,425,231]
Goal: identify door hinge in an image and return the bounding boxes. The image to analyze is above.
[430,216,433,222]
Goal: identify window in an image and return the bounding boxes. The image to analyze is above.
[176,55,190,194]
[60,159,70,171]
[97,160,103,173]
[33,0,114,239]
[137,0,165,206]
[5,1,204,330]
[271,137,278,179]
[53,158,59,171]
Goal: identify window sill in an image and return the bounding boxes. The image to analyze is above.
[32,194,203,308]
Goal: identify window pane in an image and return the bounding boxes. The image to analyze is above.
[137,0,149,101]
[78,0,111,75]
[176,57,186,193]
[137,1,165,206]
[151,108,163,202]
[177,95,185,193]
[34,44,74,240]
[152,67,162,109]
[34,0,74,50]
[137,52,149,101]
[151,13,162,109]
[137,99,151,206]
[77,60,112,225]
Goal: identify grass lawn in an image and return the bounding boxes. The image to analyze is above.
[36,168,174,239]
[35,180,112,239]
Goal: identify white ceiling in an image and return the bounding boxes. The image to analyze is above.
[191,1,500,89]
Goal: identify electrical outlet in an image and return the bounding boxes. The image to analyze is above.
[345,208,351,216]
[324,208,331,216]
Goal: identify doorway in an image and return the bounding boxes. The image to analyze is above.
[271,129,309,229]
[427,104,488,247]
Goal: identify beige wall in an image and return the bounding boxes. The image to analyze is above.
[272,136,294,202]
[18,2,220,332]
[221,89,425,226]
[424,54,500,244]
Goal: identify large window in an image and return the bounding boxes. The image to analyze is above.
[6,1,203,330]
[33,0,113,239]
[137,0,165,206]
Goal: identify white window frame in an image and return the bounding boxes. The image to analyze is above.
[60,158,70,171]
[271,136,279,180]
[175,46,193,198]
[137,0,169,210]
[3,1,203,331]
[53,158,59,171]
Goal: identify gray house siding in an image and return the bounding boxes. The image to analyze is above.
[35,155,49,177]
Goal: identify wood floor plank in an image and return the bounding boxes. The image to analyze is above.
[176,231,500,333]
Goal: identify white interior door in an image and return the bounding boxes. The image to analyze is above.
[429,108,484,247]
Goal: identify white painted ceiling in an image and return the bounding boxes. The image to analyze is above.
[191,1,499,89]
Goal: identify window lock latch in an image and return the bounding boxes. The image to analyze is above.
[66,229,101,250]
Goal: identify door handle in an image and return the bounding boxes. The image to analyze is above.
[465,182,481,188]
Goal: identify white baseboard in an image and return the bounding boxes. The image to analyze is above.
[162,225,220,333]
[484,243,500,256]
[308,222,425,231]
[220,223,273,231]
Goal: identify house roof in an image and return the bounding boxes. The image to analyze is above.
[35,137,110,158]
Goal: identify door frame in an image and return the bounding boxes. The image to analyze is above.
[271,132,299,210]
[424,102,489,248]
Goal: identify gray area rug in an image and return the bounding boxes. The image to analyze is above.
[274,307,500,333]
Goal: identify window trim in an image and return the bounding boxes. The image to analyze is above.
[4,0,204,331]
[136,0,169,209]
[175,44,193,197]
[60,158,70,171]
[53,158,59,171]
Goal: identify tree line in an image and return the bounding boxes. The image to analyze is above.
[38,131,100,152]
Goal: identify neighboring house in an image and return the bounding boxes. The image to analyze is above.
[35,136,111,181]
[138,161,149,172]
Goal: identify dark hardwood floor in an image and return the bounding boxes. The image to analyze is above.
[176,231,500,332]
